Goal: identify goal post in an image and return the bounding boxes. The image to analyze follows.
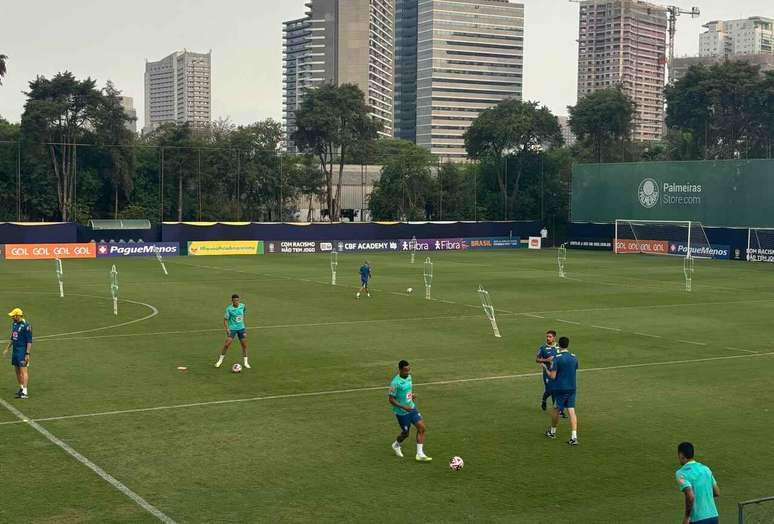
[747,228,774,262]
[738,496,774,523]
[614,219,713,258]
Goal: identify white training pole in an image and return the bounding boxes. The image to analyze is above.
[423,257,433,300]
[330,250,338,286]
[478,285,501,338]
[154,247,168,275]
[410,236,417,264]
[110,265,119,316]
[55,258,64,298]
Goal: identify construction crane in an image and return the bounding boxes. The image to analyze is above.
[667,5,701,84]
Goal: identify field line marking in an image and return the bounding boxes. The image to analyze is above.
[591,325,623,332]
[725,346,758,354]
[28,314,482,343]
[678,340,708,346]
[557,319,582,325]
[7,350,772,427]
[634,332,662,339]
[0,398,176,523]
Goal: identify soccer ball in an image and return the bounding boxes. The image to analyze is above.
[407,287,413,294]
[449,456,464,471]
[231,363,242,373]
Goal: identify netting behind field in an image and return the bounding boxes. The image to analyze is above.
[739,496,774,523]
[615,220,713,258]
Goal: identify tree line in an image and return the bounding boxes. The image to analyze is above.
[0,60,772,224]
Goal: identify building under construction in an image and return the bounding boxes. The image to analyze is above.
[577,0,668,142]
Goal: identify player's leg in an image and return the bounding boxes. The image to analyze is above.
[413,417,432,461]
[239,332,250,369]
[13,366,22,398]
[566,393,578,445]
[215,335,234,367]
[545,393,561,439]
[365,281,370,297]
[19,366,28,398]
[541,380,550,410]
[392,415,410,457]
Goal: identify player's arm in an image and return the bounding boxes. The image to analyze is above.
[712,480,720,497]
[23,326,32,365]
[545,360,558,380]
[388,389,414,412]
[681,487,695,524]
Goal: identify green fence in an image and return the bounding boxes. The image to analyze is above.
[571,160,774,227]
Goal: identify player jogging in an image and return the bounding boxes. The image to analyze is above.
[356,261,371,299]
[5,308,32,399]
[535,330,558,411]
[676,442,719,524]
[544,336,579,445]
[215,294,250,369]
[389,360,432,462]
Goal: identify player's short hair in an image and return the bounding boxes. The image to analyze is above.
[398,360,410,370]
[231,294,239,299]
[546,330,557,337]
[678,442,694,459]
[558,336,569,349]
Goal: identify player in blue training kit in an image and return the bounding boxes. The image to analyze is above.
[388,359,431,462]
[676,442,720,524]
[356,261,371,299]
[544,336,579,445]
[215,294,250,369]
[535,330,558,411]
[5,308,32,399]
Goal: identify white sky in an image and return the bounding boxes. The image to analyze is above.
[1,0,770,127]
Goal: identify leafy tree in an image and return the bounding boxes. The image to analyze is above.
[666,62,774,159]
[21,72,104,221]
[568,87,634,163]
[292,83,380,221]
[151,123,198,221]
[464,99,562,219]
[93,81,136,218]
[369,140,436,220]
[436,162,478,221]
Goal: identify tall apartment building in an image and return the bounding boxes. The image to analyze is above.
[700,17,774,58]
[143,49,211,135]
[394,0,524,160]
[119,96,137,135]
[282,0,395,152]
[577,0,668,142]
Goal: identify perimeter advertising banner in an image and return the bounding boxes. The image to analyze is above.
[97,242,180,257]
[187,241,264,256]
[336,240,399,253]
[265,241,335,254]
[463,237,521,250]
[668,242,730,260]
[5,243,97,260]
[571,160,774,227]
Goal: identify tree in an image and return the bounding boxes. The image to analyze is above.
[464,99,562,219]
[21,72,103,221]
[0,54,7,85]
[292,83,380,221]
[369,140,436,221]
[568,88,634,163]
[666,61,773,159]
[93,81,136,218]
[152,123,198,221]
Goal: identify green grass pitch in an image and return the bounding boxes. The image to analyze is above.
[1,249,773,523]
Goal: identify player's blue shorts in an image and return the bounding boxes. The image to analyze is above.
[552,390,576,409]
[395,410,423,432]
[11,348,28,368]
[228,329,246,340]
[691,518,718,524]
[361,278,369,287]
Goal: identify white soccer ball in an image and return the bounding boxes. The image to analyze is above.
[449,456,464,471]
[231,363,242,373]
[407,287,413,294]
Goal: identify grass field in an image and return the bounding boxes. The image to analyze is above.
[1,248,773,523]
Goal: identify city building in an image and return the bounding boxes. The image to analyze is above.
[282,0,395,152]
[119,96,137,135]
[143,49,211,134]
[557,116,576,147]
[700,17,774,58]
[671,53,774,82]
[577,0,668,142]
[396,0,524,160]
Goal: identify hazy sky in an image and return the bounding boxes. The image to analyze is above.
[1,0,770,128]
